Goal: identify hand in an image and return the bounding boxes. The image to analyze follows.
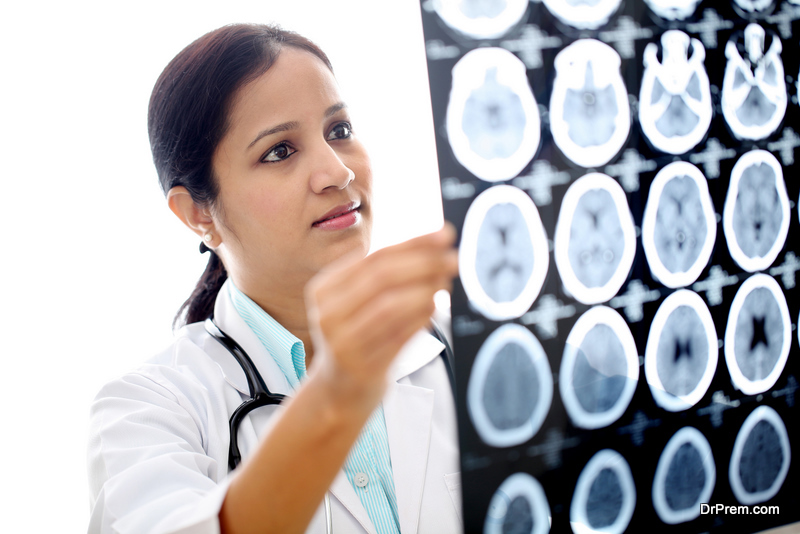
[305,224,458,408]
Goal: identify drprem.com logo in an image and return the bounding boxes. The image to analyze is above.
[700,504,780,515]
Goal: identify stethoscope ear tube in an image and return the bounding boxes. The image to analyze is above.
[204,318,287,471]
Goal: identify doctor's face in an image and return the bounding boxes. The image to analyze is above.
[211,48,373,288]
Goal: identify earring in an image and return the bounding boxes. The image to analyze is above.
[200,233,213,254]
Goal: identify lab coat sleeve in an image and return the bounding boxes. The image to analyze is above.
[87,369,232,534]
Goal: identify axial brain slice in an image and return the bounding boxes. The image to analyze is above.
[739,420,784,494]
[665,443,706,511]
[732,162,783,259]
[568,188,625,288]
[563,63,619,148]
[655,305,709,398]
[475,202,535,303]
[572,324,628,413]
[482,341,540,429]
[653,175,708,274]
[586,468,623,528]
[734,288,784,381]
[461,68,526,160]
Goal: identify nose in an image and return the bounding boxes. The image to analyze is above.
[309,142,355,194]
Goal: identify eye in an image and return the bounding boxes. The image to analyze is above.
[261,142,296,163]
[327,122,352,141]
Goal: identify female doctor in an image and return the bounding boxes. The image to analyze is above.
[87,23,462,534]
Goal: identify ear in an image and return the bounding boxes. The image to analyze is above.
[167,186,219,247]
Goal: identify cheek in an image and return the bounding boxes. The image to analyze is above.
[225,185,298,240]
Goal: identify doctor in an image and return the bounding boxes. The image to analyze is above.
[87,23,462,534]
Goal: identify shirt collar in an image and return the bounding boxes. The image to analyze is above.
[227,281,306,390]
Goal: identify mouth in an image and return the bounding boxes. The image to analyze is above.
[312,201,361,228]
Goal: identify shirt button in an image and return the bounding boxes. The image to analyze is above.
[354,472,369,488]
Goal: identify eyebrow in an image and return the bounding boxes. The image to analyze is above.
[247,102,348,149]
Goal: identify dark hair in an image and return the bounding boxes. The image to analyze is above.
[148,24,332,327]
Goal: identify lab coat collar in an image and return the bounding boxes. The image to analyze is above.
[203,279,293,397]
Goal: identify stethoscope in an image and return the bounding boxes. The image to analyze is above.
[204,317,455,534]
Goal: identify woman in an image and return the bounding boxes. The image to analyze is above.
[87,23,461,534]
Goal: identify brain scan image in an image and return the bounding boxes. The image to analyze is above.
[460,185,549,321]
[554,174,636,305]
[559,307,639,429]
[645,290,718,412]
[550,40,631,168]
[570,450,636,534]
[541,0,622,30]
[639,31,712,155]
[652,427,716,525]
[484,472,551,534]
[724,274,791,395]
[642,162,716,288]
[644,0,701,20]
[447,48,541,182]
[729,406,791,505]
[723,150,789,273]
[432,0,529,39]
[467,323,553,447]
[722,24,787,141]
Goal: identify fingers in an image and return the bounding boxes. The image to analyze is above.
[305,224,459,391]
[321,278,446,375]
[309,226,458,322]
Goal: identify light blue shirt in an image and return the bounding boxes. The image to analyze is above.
[228,282,401,534]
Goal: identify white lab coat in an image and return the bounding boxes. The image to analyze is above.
[87,280,462,534]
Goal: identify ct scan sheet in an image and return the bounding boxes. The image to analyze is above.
[420,1,800,532]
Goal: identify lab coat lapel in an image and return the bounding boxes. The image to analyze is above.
[208,280,293,397]
[329,472,379,534]
[384,330,443,534]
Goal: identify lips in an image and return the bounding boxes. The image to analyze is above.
[312,201,361,227]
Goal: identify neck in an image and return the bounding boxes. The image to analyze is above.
[232,271,316,368]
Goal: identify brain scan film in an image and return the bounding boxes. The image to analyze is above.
[729,406,791,505]
[643,0,701,20]
[652,427,716,525]
[559,307,639,429]
[485,472,551,534]
[447,48,541,182]
[554,174,636,305]
[642,162,716,288]
[432,0,529,40]
[467,323,553,447]
[645,290,718,412]
[419,2,800,531]
[550,40,630,168]
[639,31,712,155]
[724,274,791,396]
[723,150,790,273]
[460,185,549,321]
[570,450,636,534]
[722,24,787,141]
[541,0,622,30]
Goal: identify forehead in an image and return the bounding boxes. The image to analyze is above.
[227,47,340,127]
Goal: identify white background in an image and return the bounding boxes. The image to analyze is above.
[0,0,443,529]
